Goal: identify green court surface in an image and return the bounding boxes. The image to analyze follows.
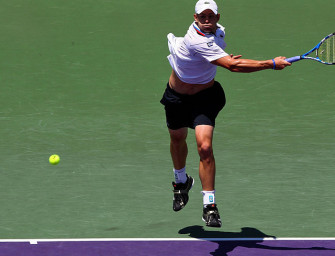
[0,0,334,239]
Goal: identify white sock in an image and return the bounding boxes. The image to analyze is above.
[201,190,216,207]
[173,167,187,184]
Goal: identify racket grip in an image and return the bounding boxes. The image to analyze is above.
[285,56,301,63]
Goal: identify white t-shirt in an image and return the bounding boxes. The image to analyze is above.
[167,22,228,84]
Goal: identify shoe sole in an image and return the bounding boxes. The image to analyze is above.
[202,217,222,228]
[189,177,195,190]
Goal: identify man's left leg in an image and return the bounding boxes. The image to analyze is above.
[195,125,222,228]
[195,125,215,191]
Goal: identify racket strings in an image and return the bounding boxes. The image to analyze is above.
[318,34,335,64]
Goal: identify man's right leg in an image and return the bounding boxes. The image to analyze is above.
[169,127,188,170]
[169,128,194,211]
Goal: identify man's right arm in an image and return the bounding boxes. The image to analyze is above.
[211,55,291,72]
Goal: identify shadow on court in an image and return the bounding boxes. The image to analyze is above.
[178,225,335,256]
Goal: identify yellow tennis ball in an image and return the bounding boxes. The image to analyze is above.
[49,154,60,165]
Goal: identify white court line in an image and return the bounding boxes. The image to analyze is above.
[1,237,335,244]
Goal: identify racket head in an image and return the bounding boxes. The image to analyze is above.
[316,32,335,64]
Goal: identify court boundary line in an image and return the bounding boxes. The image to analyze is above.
[1,237,335,244]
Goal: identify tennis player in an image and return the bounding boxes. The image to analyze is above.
[160,0,291,228]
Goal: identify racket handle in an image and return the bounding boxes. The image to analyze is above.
[285,56,301,63]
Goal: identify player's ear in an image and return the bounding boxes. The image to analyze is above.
[193,13,198,21]
[217,13,220,21]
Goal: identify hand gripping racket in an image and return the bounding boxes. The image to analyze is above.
[286,32,335,65]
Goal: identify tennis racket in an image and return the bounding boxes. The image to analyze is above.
[286,32,335,65]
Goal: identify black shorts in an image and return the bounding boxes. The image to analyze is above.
[160,81,226,130]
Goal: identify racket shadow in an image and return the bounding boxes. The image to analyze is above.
[178,225,335,256]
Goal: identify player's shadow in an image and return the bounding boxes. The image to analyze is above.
[178,225,335,256]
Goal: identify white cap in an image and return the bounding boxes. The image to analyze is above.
[195,0,218,15]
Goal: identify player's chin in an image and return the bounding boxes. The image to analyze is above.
[203,26,214,33]
[203,28,213,33]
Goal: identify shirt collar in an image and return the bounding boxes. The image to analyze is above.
[215,23,225,37]
[193,22,206,36]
